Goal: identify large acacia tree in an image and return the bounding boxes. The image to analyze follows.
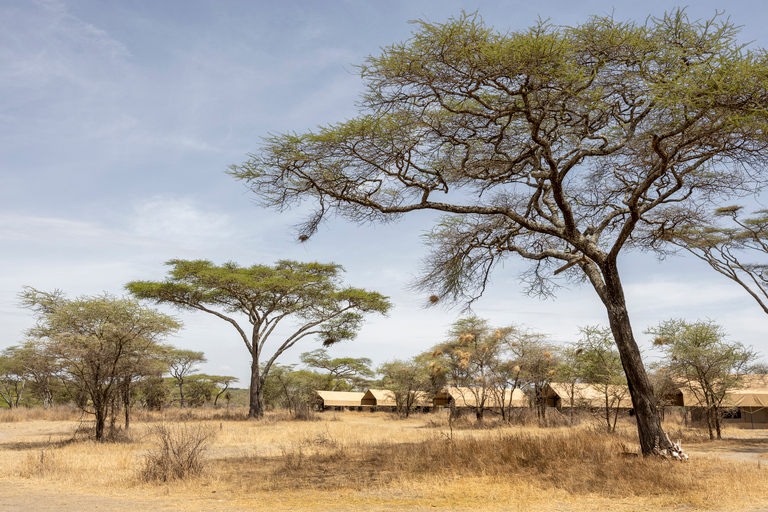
[126,259,391,418]
[229,12,768,453]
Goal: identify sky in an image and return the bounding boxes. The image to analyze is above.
[3,0,768,385]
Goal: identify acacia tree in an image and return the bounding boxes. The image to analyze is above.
[509,332,560,422]
[300,348,374,390]
[379,358,431,418]
[19,289,180,441]
[647,319,759,440]
[13,341,60,408]
[126,259,391,419]
[431,316,503,420]
[229,11,768,454]
[667,207,768,314]
[573,326,629,433]
[165,348,207,408]
[0,347,26,408]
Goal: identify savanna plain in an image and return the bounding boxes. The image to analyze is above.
[1,407,767,512]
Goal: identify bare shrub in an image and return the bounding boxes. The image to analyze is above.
[279,444,305,471]
[19,449,60,478]
[140,423,215,482]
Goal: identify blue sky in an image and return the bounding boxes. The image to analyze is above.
[3,0,768,384]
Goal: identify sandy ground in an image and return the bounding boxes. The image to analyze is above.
[2,419,768,512]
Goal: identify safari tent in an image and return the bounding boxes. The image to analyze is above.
[433,387,528,410]
[361,389,432,411]
[544,382,632,411]
[665,374,768,429]
[314,390,365,411]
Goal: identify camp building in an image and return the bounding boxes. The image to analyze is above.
[433,386,528,411]
[313,390,366,411]
[544,382,632,411]
[361,389,432,411]
[665,374,768,429]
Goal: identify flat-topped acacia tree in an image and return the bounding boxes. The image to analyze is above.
[228,11,768,453]
[126,259,391,418]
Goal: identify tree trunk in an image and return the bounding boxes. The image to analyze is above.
[178,380,185,408]
[94,402,106,441]
[123,381,131,429]
[714,407,723,439]
[601,263,671,455]
[249,357,265,419]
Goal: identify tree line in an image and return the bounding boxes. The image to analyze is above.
[4,279,762,444]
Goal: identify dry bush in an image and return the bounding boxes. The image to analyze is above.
[140,423,215,482]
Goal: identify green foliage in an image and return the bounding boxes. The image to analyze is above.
[127,259,390,418]
[569,326,629,432]
[19,287,180,440]
[229,9,768,453]
[300,348,374,390]
[647,319,760,439]
[378,358,431,418]
[666,208,768,314]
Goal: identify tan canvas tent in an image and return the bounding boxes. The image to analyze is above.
[361,389,431,410]
[545,382,631,410]
[433,387,528,409]
[314,390,365,410]
[665,375,768,428]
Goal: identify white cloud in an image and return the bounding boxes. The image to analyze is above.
[129,196,235,250]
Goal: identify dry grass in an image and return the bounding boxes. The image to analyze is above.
[2,410,768,511]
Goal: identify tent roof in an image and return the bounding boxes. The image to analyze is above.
[362,389,431,407]
[315,390,365,407]
[666,375,768,409]
[435,387,528,408]
[546,382,631,408]
[362,389,397,407]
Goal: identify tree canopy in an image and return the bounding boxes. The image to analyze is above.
[126,259,391,418]
[229,10,768,454]
[19,288,180,440]
[647,319,759,439]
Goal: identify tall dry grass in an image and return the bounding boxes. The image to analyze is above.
[0,404,82,423]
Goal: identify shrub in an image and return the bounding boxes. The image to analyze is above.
[140,423,215,482]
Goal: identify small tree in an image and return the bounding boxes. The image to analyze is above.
[127,260,391,419]
[379,358,430,418]
[647,319,759,439]
[0,347,26,408]
[573,326,629,433]
[13,341,60,408]
[300,348,374,390]
[508,330,560,423]
[431,317,502,420]
[165,349,206,408]
[20,288,180,441]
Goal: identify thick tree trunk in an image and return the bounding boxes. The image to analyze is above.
[94,404,106,441]
[249,357,265,419]
[601,263,671,455]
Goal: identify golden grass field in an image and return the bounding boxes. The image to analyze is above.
[1,406,767,511]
